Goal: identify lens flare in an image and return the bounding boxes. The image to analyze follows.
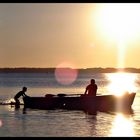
[55,62,78,85]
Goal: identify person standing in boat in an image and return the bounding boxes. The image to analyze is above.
[84,79,98,96]
[14,87,28,106]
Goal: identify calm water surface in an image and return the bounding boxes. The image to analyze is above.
[0,72,140,137]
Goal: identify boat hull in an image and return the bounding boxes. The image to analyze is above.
[23,92,136,113]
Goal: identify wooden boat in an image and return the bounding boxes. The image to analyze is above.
[23,92,136,113]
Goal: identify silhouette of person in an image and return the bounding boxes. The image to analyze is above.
[84,79,98,96]
[14,87,28,106]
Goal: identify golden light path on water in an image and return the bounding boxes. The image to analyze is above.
[106,72,137,136]
[106,72,137,96]
[109,113,135,137]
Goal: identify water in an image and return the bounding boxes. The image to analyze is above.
[0,72,140,137]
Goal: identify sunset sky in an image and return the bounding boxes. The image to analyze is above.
[1,3,140,68]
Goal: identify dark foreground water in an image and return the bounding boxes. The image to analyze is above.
[0,72,140,137]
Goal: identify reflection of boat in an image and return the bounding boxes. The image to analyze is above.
[23,92,136,113]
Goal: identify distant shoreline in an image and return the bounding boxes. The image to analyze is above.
[0,67,140,73]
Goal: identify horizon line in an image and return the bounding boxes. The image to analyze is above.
[0,67,140,69]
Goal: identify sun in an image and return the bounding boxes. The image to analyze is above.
[94,3,140,43]
[92,4,140,68]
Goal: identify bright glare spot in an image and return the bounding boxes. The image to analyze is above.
[55,62,78,85]
[95,3,140,42]
[110,113,134,137]
[106,72,137,96]
[5,98,14,104]
[0,120,3,127]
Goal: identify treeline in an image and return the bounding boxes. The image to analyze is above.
[0,68,55,73]
[0,67,140,73]
[80,67,140,73]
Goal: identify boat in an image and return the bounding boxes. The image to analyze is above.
[23,92,136,113]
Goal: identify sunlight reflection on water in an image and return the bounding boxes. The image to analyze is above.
[109,113,135,137]
[105,73,138,96]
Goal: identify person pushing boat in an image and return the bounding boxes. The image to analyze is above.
[84,79,98,96]
[14,87,28,107]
